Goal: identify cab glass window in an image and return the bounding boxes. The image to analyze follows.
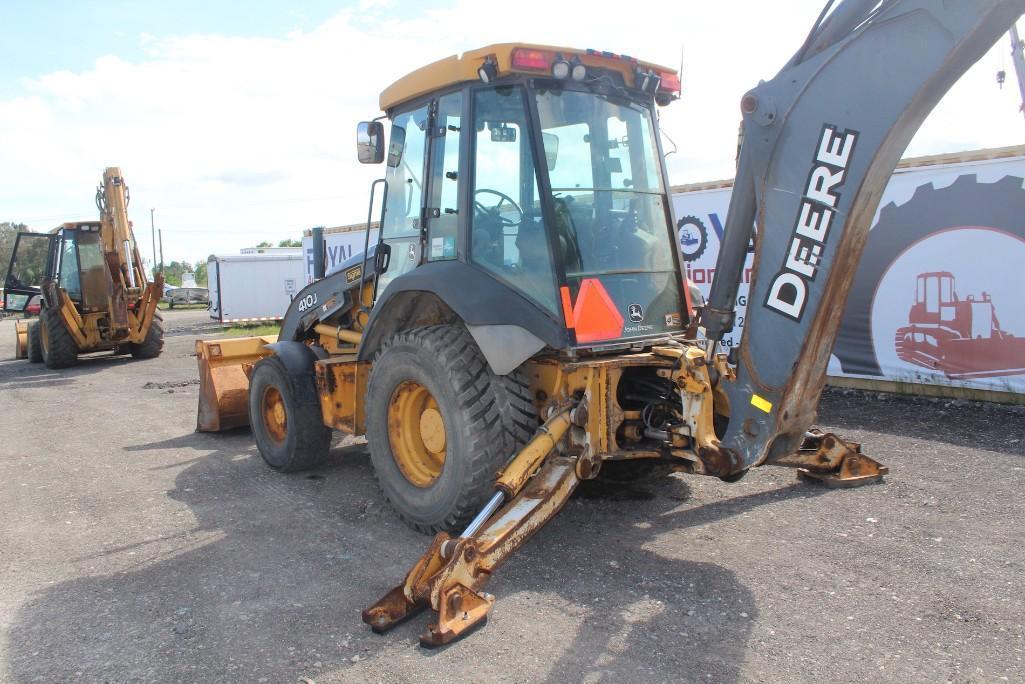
[427,92,462,261]
[75,231,109,309]
[382,106,429,239]
[535,88,674,276]
[58,236,81,300]
[470,86,558,314]
[4,233,50,291]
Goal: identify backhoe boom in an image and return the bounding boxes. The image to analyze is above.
[700,0,1025,475]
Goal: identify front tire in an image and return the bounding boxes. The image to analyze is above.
[39,305,78,369]
[27,321,43,363]
[249,355,332,472]
[130,311,165,359]
[366,325,536,534]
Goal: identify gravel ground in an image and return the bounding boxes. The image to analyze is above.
[1,309,1023,683]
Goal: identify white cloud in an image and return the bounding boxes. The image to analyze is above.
[0,2,1021,265]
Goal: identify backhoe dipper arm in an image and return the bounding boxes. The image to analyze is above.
[96,167,139,289]
[700,0,1025,476]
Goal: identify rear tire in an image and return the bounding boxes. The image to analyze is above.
[249,355,332,472]
[366,324,537,534]
[39,305,78,369]
[130,311,165,359]
[27,322,43,363]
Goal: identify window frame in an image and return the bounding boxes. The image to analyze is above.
[424,90,465,262]
[58,230,83,302]
[526,79,689,345]
[465,82,565,320]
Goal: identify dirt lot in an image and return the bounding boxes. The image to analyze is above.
[1,309,1023,683]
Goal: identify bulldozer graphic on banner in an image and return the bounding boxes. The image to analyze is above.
[896,271,1025,379]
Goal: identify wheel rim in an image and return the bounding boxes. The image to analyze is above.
[387,380,446,488]
[261,386,288,444]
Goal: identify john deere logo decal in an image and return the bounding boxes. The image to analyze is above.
[628,303,644,323]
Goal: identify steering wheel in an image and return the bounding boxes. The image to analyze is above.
[473,189,524,228]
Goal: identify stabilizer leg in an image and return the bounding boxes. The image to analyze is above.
[771,430,888,488]
[363,455,581,647]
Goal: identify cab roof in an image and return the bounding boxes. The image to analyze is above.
[379,43,678,112]
[49,221,101,234]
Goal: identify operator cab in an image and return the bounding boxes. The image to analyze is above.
[358,44,687,351]
[3,222,109,314]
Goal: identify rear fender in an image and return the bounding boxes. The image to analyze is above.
[356,261,570,370]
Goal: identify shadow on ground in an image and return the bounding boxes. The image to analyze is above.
[4,429,835,682]
[0,351,141,386]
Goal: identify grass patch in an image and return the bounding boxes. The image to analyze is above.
[222,323,281,338]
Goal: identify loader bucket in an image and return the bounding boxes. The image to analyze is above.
[14,319,29,360]
[195,335,277,432]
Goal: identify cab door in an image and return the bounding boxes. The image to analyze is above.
[376,104,431,297]
[423,92,463,263]
[2,232,54,312]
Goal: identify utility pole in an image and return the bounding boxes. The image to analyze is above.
[1010,22,1025,119]
[150,208,157,278]
[158,229,164,274]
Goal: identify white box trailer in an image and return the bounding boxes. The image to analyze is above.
[208,253,306,323]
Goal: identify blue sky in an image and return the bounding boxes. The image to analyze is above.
[0,1,1022,266]
[0,1,346,93]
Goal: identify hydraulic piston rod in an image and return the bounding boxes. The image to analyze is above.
[362,404,578,647]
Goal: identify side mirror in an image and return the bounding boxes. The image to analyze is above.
[357,121,385,164]
[542,132,559,171]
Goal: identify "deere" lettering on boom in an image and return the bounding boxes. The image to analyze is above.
[765,124,859,321]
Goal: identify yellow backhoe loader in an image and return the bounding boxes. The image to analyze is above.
[195,0,1024,647]
[5,168,164,368]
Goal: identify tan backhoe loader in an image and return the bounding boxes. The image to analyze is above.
[4,168,164,368]
[194,0,1024,646]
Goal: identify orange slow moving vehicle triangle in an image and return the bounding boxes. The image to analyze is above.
[560,279,625,343]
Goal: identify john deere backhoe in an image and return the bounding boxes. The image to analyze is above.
[4,168,164,368]
[195,0,1024,647]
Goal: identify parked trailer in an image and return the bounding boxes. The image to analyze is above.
[207,253,306,324]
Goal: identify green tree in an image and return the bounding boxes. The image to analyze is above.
[256,240,273,248]
[278,238,302,247]
[193,260,208,287]
[161,260,190,287]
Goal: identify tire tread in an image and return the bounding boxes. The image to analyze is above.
[40,306,78,369]
[130,311,165,359]
[368,324,539,534]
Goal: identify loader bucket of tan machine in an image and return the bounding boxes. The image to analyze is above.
[195,335,277,432]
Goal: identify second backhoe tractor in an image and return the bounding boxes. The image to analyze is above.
[195,0,1024,647]
[4,168,164,368]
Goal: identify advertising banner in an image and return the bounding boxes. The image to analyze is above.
[672,150,1025,396]
[302,228,379,284]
